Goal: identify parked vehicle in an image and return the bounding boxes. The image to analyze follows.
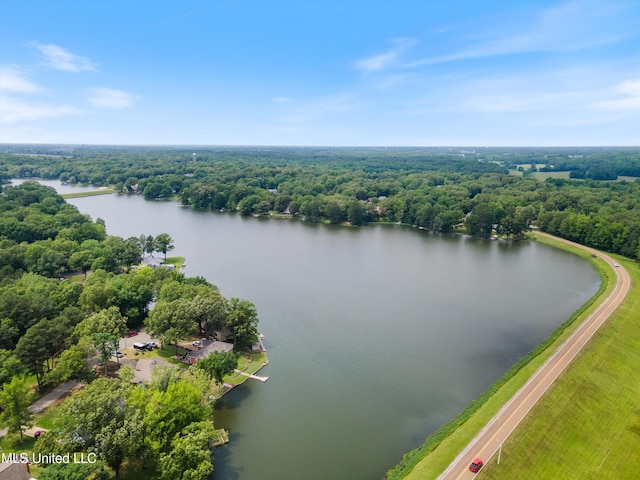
[133,342,149,351]
[146,342,158,349]
[111,351,124,358]
[127,330,139,337]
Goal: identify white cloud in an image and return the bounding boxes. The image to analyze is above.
[0,95,82,123]
[86,88,138,109]
[591,78,640,112]
[0,67,44,93]
[32,43,97,72]
[617,79,640,97]
[355,38,416,72]
[406,1,634,68]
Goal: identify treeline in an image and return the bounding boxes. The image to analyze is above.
[0,183,260,478]
[1,146,639,260]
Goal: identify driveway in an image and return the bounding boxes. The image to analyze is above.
[28,380,81,414]
[119,330,159,350]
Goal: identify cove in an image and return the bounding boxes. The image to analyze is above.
[53,183,601,480]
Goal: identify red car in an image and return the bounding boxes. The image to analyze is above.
[469,458,483,473]
[127,330,139,337]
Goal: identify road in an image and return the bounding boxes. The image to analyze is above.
[437,233,631,480]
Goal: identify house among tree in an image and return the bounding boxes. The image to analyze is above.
[186,338,233,365]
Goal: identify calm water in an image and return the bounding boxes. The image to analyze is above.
[54,185,599,480]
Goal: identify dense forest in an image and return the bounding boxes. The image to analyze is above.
[0,182,259,479]
[2,145,639,260]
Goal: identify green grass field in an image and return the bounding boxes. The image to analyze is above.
[393,234,631,480]
[530,171,571,181]
[61,188,116,198]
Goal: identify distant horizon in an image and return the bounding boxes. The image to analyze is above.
[1,1,639,146]
[2,143,640,150]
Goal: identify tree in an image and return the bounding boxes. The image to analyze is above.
[78,282,119,314]
[45,339,94,384]
[288,200,300,216]
[119,237,143,269]
[75,306,128,342]
[145,301,194,353]
[179,292,227,337]
[16,320,52,391]
[154,233,175,260]
[347,200,364,226]
[144,235,155,257]
[145,380,209,453]
[301,198,321,222]
[69,250,95,278]
[0,349,27,386]
[92,332,118,375]
[0,376,33,443]
[55,378,145,479]
[226,298,259,352]
[325,200,343,224]
[194,352,238,384]
[158,421,217,480]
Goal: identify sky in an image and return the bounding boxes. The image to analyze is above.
[1,0,639,146]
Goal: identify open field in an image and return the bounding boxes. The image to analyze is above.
[392,234,627,480]
[530,171,571,181]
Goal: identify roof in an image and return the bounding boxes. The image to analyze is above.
[190,339,234,360]
[0,462,33,480]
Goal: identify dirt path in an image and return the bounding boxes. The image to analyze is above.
[437,233,631,480]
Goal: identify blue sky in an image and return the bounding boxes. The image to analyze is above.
[1,0,639,146]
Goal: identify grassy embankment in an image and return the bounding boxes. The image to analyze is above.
[61,188,116,198]
[388,233,625,479]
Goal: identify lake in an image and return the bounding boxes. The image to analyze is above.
[26,181,600,480]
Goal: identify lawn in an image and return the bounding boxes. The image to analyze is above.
[392,234,619,480]
[162,256,184,267]
[222,352,268,386]
[478,256,640,479]
[126,346,188,367]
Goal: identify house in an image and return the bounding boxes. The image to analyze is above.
[0,462,34,480]
[186,338,234,365]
